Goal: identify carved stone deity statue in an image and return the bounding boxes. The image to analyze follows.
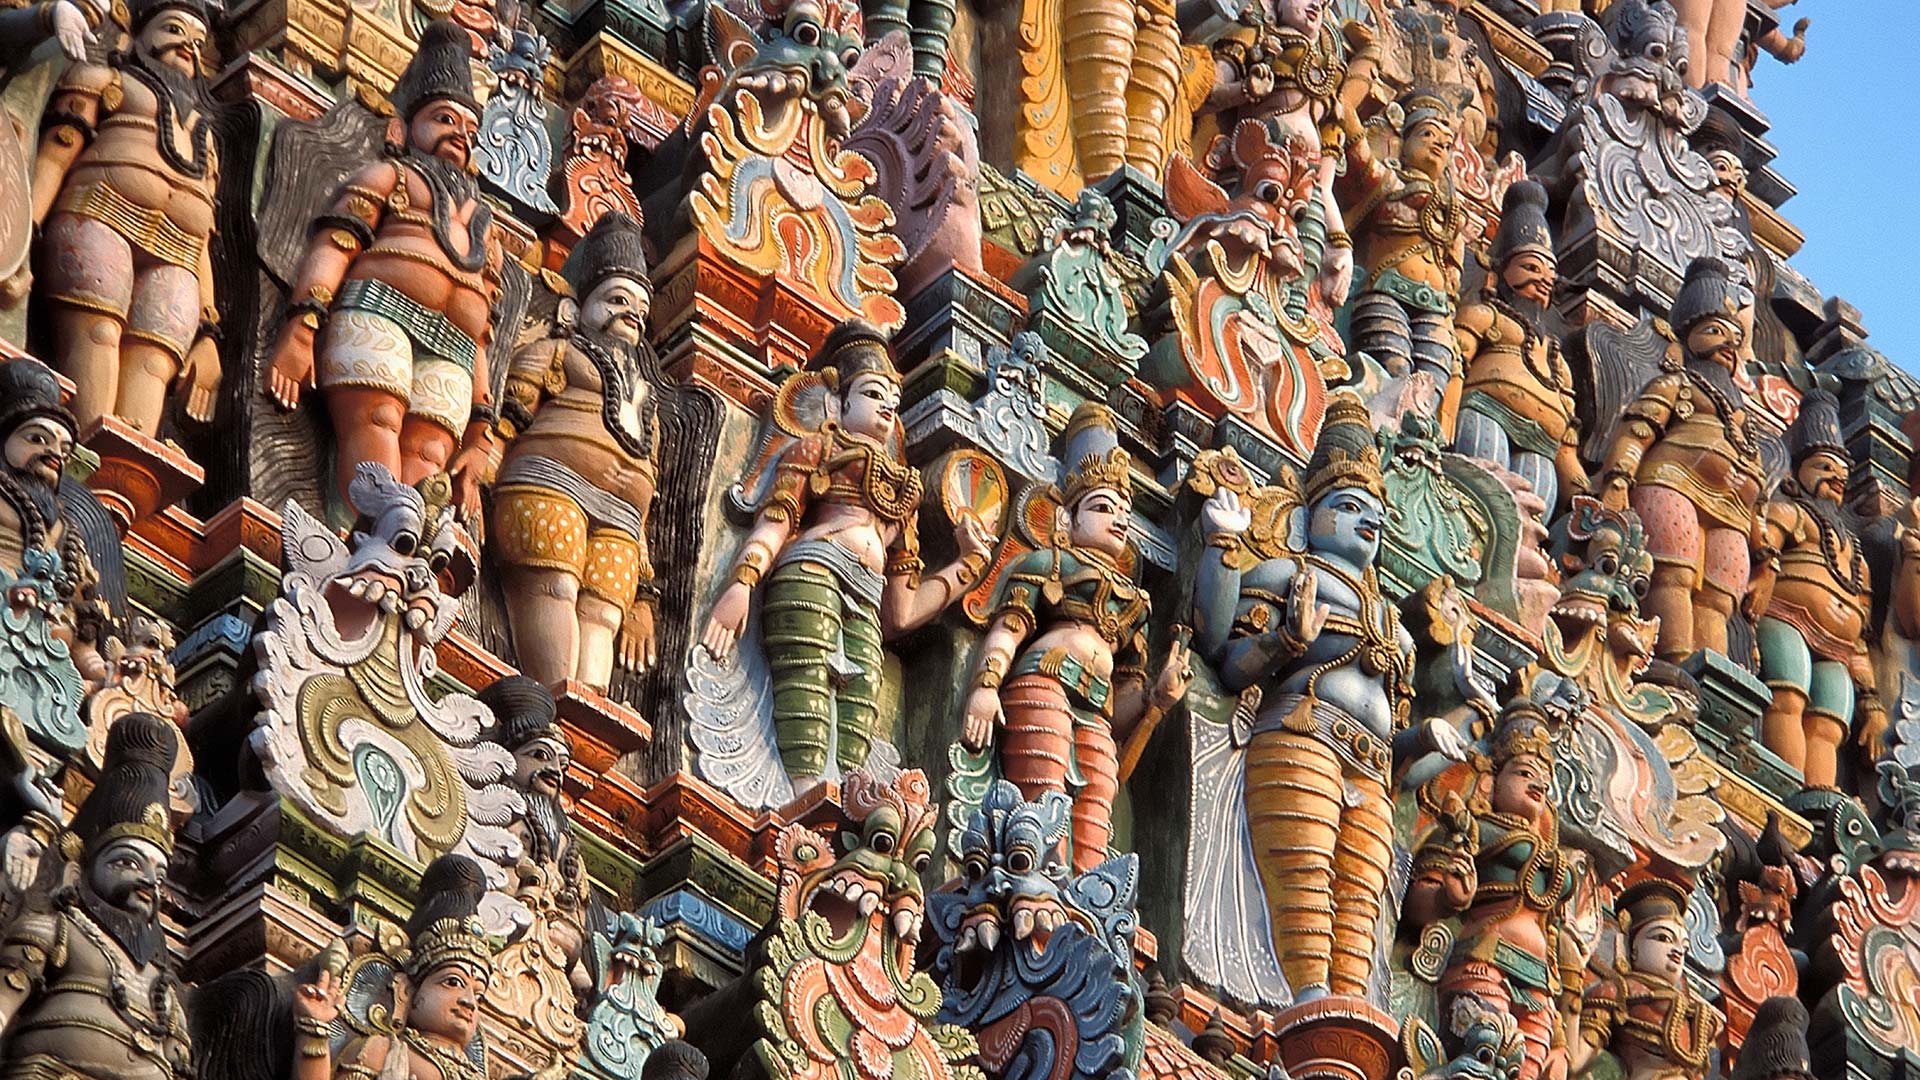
[292,854,495,1080]
[699,320,992,794]
[1595,256,1763,662]
[1572,879,1725,1080]
[265,20,505,520]
[1343,91,1470,399]
[0,359,123,756]
[1453,180,1588,516]
[1200,0,1354,152]
[957,404,1191,872]
[32,0,222,433]
[0,360,78,578]
[475,676,582,902]
[1193,395,1467,1003]
[0,0,91,310]
[0,713,191,1080]
[1671,0,1807,93]
[1408,704,1578,1080]
[1746,389,1884,789]
[493,211,666,689]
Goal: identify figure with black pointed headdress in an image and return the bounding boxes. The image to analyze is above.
[31,0,223,433]
[1453,179,1589,517]
[264,19,506,524]
[1596,256,1765,663]
[1746,388,1883,788]
[0,712,189,1080]
[492,212,669,688]
[1343,89,1470,406]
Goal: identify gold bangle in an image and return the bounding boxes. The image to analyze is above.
[732,562,763,589]
[974,669,1003,691]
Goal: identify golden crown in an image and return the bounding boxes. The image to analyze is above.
[89,803,175,858]
[1303,444,1386,505]
[1491,706,1554,767]
[405,914,493,981]
[1064,447,1134,508]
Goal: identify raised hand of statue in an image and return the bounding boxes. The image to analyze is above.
[1285,564,1331,648]
[701,582,753,660]
[955,513,994,574]
[1419,716,1471,762]
[960,685,1003,752]
[1202,489,1252,540]
[294,968,344,1027]
[618,602,657,672]
[1152,636,1195,709]
[268,327,318,411]
[177,337,223,423]
[49,0,92,60]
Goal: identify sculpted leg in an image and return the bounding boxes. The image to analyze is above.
[1245,727,1341,998]
[763,561,843,784]
[326,388,407,505]
[117,260,199,433]
[834,604,884,775]
[397,417,457,487]
[1063,0,1135,181]
[1757,615,1812,774]
[1327,771,1391,999]
[1122,0,1180,178]
[1801,660,1855,789]
[576,529,643,691]
[1632,485,1705,660]
[1694,524,1749,657]
[494,489,589,684]
[1070,716,1117,874]
[1001,672,1077,798]
[40,212,135,430]
[52,308,125,432]
[502,566,583,685]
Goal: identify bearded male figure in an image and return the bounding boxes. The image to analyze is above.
[493,211,666,688]
[476,676,582,899]
[32,0,222,433]
[1453,180,1587,516]
[1746,389,1885,788]
[0,360,77,577]
[265,20,505,519]
[0,713,190,1080]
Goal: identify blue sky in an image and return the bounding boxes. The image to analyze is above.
[1750,0,1920,374]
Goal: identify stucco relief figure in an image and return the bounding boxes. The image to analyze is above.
[957,404,1192,873]
[0,0,92,310]
[493,212,666,689]
[1193,395,1468,1003]
[1201,0,1355,152]
[265,20,505,519]
[1453,180,1588,517]
[1596,256,1762,663]
[0,713,191,1080]
[1671,0,1806,93]
[1572,879,1725,1080]
[32,0,222,433]
[700,321,992,795]
[1407,705,1578,1080]
[291,854,495,1080]
[1343,91,1469,406]
[1747,389,1885,789]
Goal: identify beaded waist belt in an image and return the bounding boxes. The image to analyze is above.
[58,180,200,270]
